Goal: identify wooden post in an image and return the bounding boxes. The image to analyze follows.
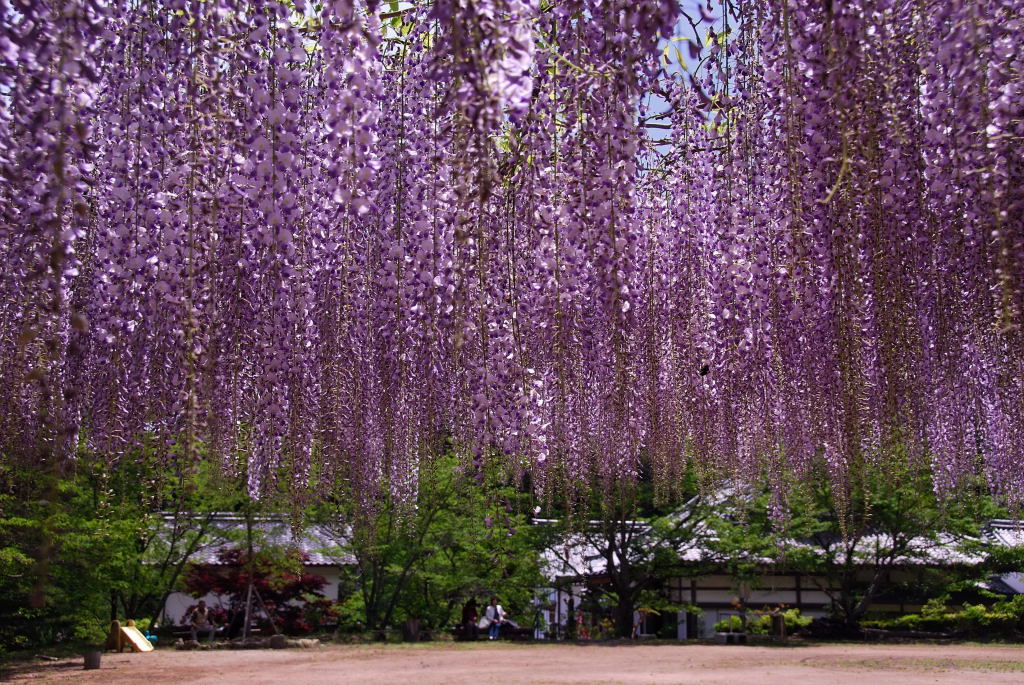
[242,582,254,640]
[105,620,123,651]
[688,579,698,638]
[242,511,254,641]
[253,586,280,635]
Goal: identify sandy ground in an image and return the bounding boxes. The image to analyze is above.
[4,641,1024,685]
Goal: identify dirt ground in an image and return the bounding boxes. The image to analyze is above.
[4,641,1024,685]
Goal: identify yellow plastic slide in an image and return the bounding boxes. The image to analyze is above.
[119,624,154,652]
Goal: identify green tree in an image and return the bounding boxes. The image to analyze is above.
[704,486,807,629]
[709,463,999,633]
[0,463,125,651]
[0,450,241,654]
[539,473,714,639]
[315,452,542,636]
[102,454,243,628]
[801,467,992,629]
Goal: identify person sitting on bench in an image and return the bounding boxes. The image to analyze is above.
[185,600,217,643]
[484,596,507,640]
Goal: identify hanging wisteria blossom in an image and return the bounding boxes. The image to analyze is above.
[1,0,1021,506]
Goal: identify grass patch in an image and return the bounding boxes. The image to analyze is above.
[808,657,1024,673]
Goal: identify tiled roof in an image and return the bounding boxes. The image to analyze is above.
[984,574,1024,595]
[534,517,715,581]
[984,519,1024,548]
[159,513,354,566]
[535,517,1021,581]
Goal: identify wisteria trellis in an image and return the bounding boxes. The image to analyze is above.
[1,0,1021,506]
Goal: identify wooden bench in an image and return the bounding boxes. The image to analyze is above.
[451,624,534,641]
[170,625,268,641]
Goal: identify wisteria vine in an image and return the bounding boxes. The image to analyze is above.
[1,0,1021,507]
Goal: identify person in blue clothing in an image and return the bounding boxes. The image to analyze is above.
[484,596,506,640]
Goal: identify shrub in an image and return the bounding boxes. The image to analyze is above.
[715,608,811,634]
[862,595,1024,638]
[714,615,744,633]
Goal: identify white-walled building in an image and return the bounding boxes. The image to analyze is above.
[534,516,1016,639]
[158,513,353,626]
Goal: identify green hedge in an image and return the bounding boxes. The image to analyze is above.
[862,595,1024,638]
[714,608,811,634]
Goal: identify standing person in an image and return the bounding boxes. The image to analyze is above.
[485,596,506,640]
[461,597,479,641]
[227,604,246,639]
[185,600,217,643]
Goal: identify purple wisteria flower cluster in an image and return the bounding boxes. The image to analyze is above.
[1,0,1021,507]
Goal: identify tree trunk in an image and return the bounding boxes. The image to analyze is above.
[850,568,887,626]
[614,594,634,638]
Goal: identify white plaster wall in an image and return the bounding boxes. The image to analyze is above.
[316,566,341,601]
[161,590,228,627]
